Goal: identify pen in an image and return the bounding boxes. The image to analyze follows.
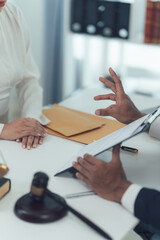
[65,191,96,199]
[121,145,138,153]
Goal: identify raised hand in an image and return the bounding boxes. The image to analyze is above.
[94,68,144,124]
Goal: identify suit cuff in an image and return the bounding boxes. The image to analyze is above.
[121,184,143,214]
[0,124,4,135]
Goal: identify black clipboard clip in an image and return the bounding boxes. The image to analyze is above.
[141,106,160,131]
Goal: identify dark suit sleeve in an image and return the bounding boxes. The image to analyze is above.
[134,188,160,230]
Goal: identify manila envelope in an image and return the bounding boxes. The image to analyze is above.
[43,104,125,145]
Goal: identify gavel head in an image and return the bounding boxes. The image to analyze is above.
[14,172,67,223]
[30,172,49,201]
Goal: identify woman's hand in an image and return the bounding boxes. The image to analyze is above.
[0,117,47,140]
[94,68,145,124]
[16,136,45,150]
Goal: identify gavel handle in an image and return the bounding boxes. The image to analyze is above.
[46,190,112,240]
[67,204,112,240]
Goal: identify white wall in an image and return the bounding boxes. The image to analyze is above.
[8,0,46,86]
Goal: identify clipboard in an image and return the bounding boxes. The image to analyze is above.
[55,106,160,177]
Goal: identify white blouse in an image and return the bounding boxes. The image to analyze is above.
[0,2,49,134]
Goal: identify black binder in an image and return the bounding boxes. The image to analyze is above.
[84,0,98,35]
[116,2,130,39]
[70,0,131,39]
[98,1,116,37]
[70,0,85,33]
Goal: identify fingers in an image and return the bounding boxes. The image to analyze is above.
[38,137,44,145]
[21,136,38,149]
[83,154,100,165]
[95,108,106,116]
[94,93,116,101]
[26,136,35,150]
[73,154,100,169]
[72,154,96,177]
[99,77,116,93]
[73,157,90,176]
[32,137,39,148]
[17,131,46,150]
[22,136,28,149]
[72,156,93,186]
[109,68,125,94]
[76,171,90,186]
[72,154,105,188]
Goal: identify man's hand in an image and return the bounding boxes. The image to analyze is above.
[16,136,45,150]
[94,68,144,124]
[72,145,131,203]
[0,117,47,140]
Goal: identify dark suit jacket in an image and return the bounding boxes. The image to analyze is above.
[135,188,160,230]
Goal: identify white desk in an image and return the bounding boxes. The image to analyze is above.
[0,88,160,240]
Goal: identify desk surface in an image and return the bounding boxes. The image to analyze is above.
[1,88,160,240]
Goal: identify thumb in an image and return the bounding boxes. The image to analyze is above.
[95,104,118,117]
[112,144,121,163]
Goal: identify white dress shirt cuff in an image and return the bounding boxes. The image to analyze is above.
[149,117,160,140]
[0,124,5,135]
[121,184,143,214]
[25,114,50,125]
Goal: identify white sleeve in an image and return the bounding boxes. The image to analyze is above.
[149,117,160,140]
[15,9,50,125]
[121,184,143,214]
[0,124,4,135]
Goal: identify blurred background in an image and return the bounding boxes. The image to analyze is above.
[8,0,160,109]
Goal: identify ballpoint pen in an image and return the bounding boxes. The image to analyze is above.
[65,191,96,199]
[121,145,138,153]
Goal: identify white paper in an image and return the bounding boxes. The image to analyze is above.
[56,114,149,174]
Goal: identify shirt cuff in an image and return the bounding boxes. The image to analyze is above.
[24,114,50,125]
[0,124,4,135]
[121,184,143,214]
